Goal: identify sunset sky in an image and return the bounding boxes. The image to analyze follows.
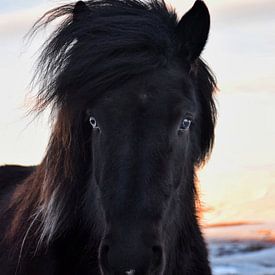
[0,0,274,226]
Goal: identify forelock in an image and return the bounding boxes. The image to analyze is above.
[31,0,178,112]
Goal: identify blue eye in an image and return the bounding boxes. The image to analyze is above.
[179,118,192,131]
[89,116,100,130]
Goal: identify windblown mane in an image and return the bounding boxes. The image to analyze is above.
[32,0,179,112]
[8,0,216,254]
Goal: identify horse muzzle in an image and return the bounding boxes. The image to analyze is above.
[99,238,164,275]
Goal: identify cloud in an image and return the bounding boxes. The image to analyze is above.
[211,0,275,24]
[0,6,47,36]
[0,1,72,37]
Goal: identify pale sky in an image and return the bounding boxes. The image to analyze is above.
[0,0,274,225]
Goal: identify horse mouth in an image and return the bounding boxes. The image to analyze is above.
[125,270,135,275]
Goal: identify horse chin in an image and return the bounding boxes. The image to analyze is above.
[126,269,135,275]
[100,270,136,275]
[100,268,163,275]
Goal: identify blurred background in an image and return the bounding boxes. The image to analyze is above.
[0,1,274,274]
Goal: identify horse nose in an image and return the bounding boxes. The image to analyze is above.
[99,241,163,275]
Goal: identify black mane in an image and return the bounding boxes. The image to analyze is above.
[33,0,178,111]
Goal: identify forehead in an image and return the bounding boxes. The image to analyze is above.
[92,67,196,118]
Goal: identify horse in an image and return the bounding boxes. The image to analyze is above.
[0,0,217,274]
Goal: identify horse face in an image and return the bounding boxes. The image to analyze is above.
[86,67,198,274]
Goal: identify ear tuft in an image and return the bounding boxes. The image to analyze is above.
[73,1,90,22]
[176,0,210,63]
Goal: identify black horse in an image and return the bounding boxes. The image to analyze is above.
[0,0,216,274]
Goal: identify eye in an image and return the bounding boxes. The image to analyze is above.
[179,118,192,131]
[89,116,100,130]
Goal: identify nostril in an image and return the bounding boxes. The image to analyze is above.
[99,244,110,273]
[151,245,163,271]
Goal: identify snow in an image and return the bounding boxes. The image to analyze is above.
[209,242,275,275]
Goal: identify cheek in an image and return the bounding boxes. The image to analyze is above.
[90,134,104,183]
[170,133,191,162]
[170,135,192,187]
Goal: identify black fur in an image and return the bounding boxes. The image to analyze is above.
[0,0,216,274]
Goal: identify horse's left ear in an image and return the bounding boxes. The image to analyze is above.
[176,0,210,63]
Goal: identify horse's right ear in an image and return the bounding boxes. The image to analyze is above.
[73,1,90,22]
